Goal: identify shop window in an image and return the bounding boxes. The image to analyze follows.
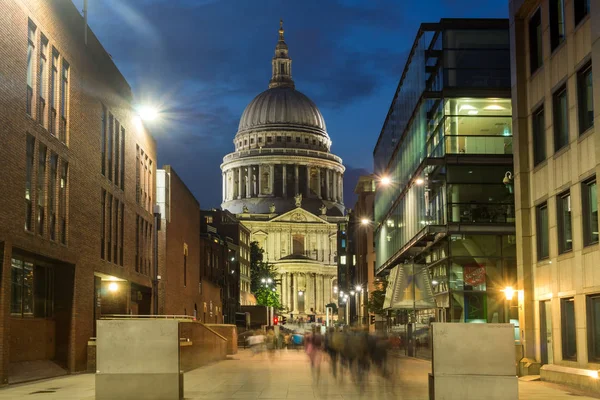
[561,297,577,360]
[578,62,593,134]
[536,203,549,260]
[582,177,598,246]
[557,192,572,253]
[10,257,54,318]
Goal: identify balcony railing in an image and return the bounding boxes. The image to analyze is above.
[223,147,343,164]
[429,135,513,157]
[448,203,515,224]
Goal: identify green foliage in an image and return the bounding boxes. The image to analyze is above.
[249,241,279,303]
[254,286,282,309]
[368,277,388,316]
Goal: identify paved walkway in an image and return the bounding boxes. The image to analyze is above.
[0,349,598,399]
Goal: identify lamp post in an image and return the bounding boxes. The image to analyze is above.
[503,286,515,324]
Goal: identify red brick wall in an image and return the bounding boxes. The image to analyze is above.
[9,318,55,362]
[0,0,156,382]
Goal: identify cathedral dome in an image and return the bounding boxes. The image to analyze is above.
[237,87,327,136]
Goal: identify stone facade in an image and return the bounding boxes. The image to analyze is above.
[510,0,600,380]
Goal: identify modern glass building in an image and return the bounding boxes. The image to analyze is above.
[373,19,517,357]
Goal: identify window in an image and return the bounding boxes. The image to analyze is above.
[532,106,546,165]
[48,153,58,241]
[557,192,572,253]
[101,105,106,175]
[25,135,35,231]
[296,137,300,143]
[304,138,309,144]
[276,136,281,142]
[553,86,568,151]
[101,190,106,259]
[49,50,58,135]
[561,297,577,360]
[184,251,187,287]
[549,0,565,51]
[578,62,593,134]
[120,203,124,266]
[27,21,36,115]
[114,120,120,188]
[107,194,112,262]
[267,136,272,143]
[120,127,125,190]
[529,9,543,74]
[340,255,347,265]
[587,294,600,361]
[575,0,590,26]
[258,137,262,143]
[37,143,47,236]
[286,136,291,142]
[582,178,599,246]
[10,257,54,318]
[113,198,118,262]
[206,216,213,224]
[60,62,69,143]
[38,36,48,125]
[536,203,549,260]
[250,138,254,144]
[59,161,68,244]
[135,215,140,272]
[136,145,140,204]
[108,114,113,181]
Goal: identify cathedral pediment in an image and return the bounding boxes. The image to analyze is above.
[269,207,329,224]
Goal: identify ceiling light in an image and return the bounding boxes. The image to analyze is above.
[459,104,476,113]
[484,105,505,111]
[468,110,479,115]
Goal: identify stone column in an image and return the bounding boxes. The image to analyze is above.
[292,273,298,313]
[340,173,344,203]
[294,164,299,195]
[332,171,337,202]
[246,166,252,198]
[282,164,287,198]
[222,172,226,202]
[269,165,274,196]
[237,167,243,199]
[258,165,263,196]
[325,169,330,200]
[315,274,321,314]
[317,168,322,199]
[305,166,310,197]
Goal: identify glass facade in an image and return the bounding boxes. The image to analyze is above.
[373,21,514,355]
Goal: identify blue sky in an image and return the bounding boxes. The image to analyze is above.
[75,0,508,208]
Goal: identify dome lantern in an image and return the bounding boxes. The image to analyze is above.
[269,19,294,89]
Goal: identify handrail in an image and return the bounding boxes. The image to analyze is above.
[100,314,196,320]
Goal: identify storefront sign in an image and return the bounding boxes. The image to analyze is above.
[464,265,486,286]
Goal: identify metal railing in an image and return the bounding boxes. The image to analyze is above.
[100,314,196,320]
[223,147,343,163]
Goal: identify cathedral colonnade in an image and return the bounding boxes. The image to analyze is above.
[222,161,344,204]
[277,271,337,316]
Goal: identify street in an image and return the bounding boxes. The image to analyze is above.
[0,349,598,399]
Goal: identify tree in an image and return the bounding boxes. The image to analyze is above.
[249,241,281,309]
[368,277,388,316]
[254,287,282,309]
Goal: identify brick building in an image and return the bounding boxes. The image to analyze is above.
[156,166,222,320]
[0,0,156,383]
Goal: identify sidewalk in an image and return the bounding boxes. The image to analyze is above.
[0,349,598,399]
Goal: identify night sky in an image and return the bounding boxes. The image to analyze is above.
[75,0,508,209]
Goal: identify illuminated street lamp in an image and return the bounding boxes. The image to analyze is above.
[261,278,266,283]
[380,176,391,186]
[138,105,159,121]
[355,285,362,292]
[503,286,515,301]
[298,290,304,296]
[267,278,273,284]
[360,218,370,225]
[108,282,118,292]
[415,178,425,185]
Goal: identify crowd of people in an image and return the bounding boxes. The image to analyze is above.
[244,326,397,388]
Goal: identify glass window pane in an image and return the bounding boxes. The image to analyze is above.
[529,9,542,73]
[11,258,24,315]
[561,298,577,360]
[553,87,568,151]
[537,204,549,259]
[578,63,593,134]
[558,193,573,253]
[583,179,599,245]
[589,296,600,361]
[23,261,34,315]
[533,107,546,165]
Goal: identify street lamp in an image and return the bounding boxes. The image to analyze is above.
[298,290,304,296]
[355,285,362,292]
[138,105,159,121]
[503,286,515,301]
[108,282,119,293]
[380,176,391,186]
[415,178,425,185]
[261,278,266,283]
[360,218,370,225]
[267,278,273,284]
